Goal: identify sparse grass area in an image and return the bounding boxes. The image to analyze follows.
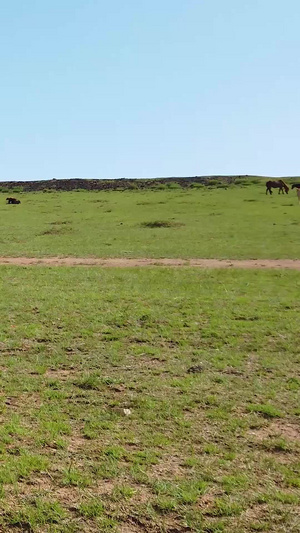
[0,266,299,532]
[0,181,299,258]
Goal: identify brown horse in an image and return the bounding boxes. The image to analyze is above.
[266,180,289,195]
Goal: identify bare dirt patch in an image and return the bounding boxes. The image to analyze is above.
[119,524,145,533]
[249,421,300,443]
[149,454,185,480]
[0,257,300,269]
[45,368,77,381]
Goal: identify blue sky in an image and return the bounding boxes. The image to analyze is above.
[1,0,300,180]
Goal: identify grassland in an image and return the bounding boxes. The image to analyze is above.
[1,181,300,259]
[0,266,299,532]
[0,179,299,532]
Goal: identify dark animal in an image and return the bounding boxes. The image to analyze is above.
[291,183,300,189]
[266,180,289,195]
[6,197,21,204]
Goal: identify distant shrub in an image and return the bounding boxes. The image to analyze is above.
[191,182,204,188]
[151,183,167,190]
[166,182,181,190]
[127,182,139,190]
[208,179,220,186]
[234,179,251,186]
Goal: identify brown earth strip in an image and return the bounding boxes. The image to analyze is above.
[0,257,299,269]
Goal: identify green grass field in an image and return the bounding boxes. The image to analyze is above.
[1,181,300,259]
[0,181,299,532]
[0,266,299,532]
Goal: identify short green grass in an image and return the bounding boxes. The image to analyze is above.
[0,266,299,532]
[1,181,300,258]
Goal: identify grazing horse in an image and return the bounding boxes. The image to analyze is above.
[291,183,300,189]
[266,180,289,195]
[6,197,21,204]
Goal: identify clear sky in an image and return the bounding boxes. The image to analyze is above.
[1,0,300,180]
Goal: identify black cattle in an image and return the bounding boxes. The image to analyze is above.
[6,197,21,204]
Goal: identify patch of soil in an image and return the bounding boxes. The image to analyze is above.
[120,524,145,533]
[94,479,115,496]
[0,257,300,269]
[67,434,88,453]
[198,490,223,514]
[5,393,42,411]
[45,368,77,381]
[149,454,185,480]
[250,420,300,442]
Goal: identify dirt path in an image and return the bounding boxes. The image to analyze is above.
[0,257,299,269]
